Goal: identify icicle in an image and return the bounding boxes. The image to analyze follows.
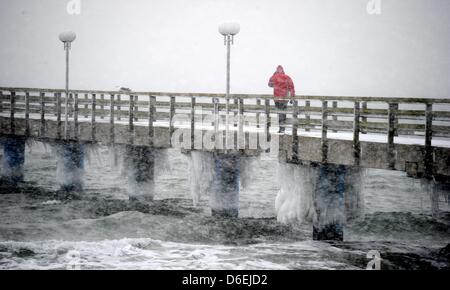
[154,149,171,178]
[275,162,316,224]
[239,156,259,190]
[420,178,440,218]
[188,151,214,206]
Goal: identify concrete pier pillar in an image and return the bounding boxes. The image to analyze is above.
[312,163,345,241]
[1,136,26,184]
[344,167,365,221]
[421,178,443,218]
[56,142,85,191]
[124,145,155,202]
[210,153,240,218]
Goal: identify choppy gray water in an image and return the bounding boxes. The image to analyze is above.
[0,141,449,270]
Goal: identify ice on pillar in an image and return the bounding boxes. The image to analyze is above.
[56,142,85,192]
[1,136,26,184]
[344,167,365,221]
[124,145,155,203]
[210,153,240,218]
[420,179,441,218]
[313,164,346,241]
[189,151,214,206]
[275,163,316,224]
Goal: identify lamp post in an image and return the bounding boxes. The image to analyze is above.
[218,22,240,139]
[59,31,76,140]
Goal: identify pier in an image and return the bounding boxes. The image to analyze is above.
[1,86,449,241]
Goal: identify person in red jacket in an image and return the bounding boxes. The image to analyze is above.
[268,65,295,133]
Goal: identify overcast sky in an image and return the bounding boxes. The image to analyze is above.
[0,0,449,98]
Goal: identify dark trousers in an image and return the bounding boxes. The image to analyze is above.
[275,101,288,131]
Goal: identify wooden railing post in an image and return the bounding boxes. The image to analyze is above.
[84,93,89,119]
[134,95,139,122]
[100,94,105,119]
[117,94,122,121]
[25,91,30,136]
[305,100,311,132]
[190,97,196,149]
[265,98,271,142]
[353,101,361,166]
[68,93,73,117]
[394,104,399,137]
[128,94,134,144]
[10,91,15,134]
[53,93,58,117]
[256,99,261,128]
[332,101,338,133]
[91,93,96,141]
[129,94,134,127]
[321,100,328,163]
[56,92,62,139]
[212,97,219,131]
[0,90,3,113]
[234,98,238,127]
[40,92,45,136]
[238,97,244,149]
[64,92,69,140]
[387,102,398,169]
[225,98,230,132]
[169,96,175,140]
[149,95,156,144]
[109,94,115,144]
[425,103,433,178]
[292,99,299,161]
[361,101,367,134]
[74,93,79,140]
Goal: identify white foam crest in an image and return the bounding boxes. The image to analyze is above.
[0,238,314,270]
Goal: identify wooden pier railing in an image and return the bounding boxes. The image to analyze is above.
[1,87,449,136]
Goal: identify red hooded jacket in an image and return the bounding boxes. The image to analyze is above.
[268,65,295,101]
